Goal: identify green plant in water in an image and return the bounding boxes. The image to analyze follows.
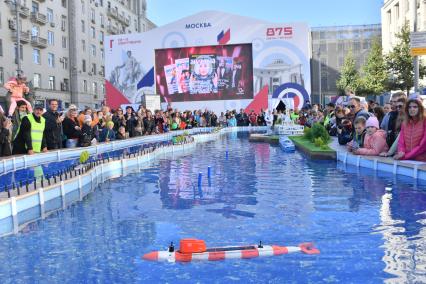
[308,123,330,143]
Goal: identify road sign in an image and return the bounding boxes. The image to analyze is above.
[410,31,426,56]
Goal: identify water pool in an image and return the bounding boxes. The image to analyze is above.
[0,133,425,283]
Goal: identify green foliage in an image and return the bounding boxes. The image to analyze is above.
[310,123,330,143]
[385,22,426,94]
[336,50,361,94]
[79,150,90,164]
[360,38,388,95]
[314,137,324,147]
[173,135,186,144]
[304,124,330,146]
[303,127,313,141]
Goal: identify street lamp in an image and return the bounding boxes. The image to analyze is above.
[12,0,22,76]
[317,49,322,106]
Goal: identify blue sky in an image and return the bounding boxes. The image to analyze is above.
[146,0,383,27]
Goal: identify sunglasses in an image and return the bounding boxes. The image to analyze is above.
[395,105,404,109]
[408,105,418,109]
[348,105,356,109]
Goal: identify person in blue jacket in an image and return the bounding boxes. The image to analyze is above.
[99,121,116,142]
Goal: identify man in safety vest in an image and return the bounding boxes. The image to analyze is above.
[12,103,47,155]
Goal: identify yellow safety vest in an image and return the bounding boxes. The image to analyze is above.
[27,113,46,153]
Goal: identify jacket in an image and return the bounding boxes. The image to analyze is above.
[99,128,116,142]
[42,110,62,150]
[356,129,389,156]
[12,115,47,154]
[398,119,426,161]
[4,79,29,98]
[62,117,81,139]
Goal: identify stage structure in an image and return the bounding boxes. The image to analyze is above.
[105,11,311,113]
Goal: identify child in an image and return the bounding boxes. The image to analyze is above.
[347,117,367,152]
[99,121,116,142]
[79,115,95,147]
[353,117,388,156]
[4,75,32,116]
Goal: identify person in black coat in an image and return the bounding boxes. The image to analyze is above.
[62,108,81,143]
[143,110,156,135]
[79,115,95,147]
[124,106,138,137]
[0,111,12,157]
[42,99,63,150]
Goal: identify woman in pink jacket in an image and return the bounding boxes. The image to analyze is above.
[394,99,426,161]
[353,117,389,156]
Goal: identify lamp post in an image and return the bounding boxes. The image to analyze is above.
[410,0,419,92]
[14,0,22,76]
[317,49,322,106]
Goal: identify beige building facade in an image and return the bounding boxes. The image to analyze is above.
[0,0,155,110]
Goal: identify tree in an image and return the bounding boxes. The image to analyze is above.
[360,37,388,95]
[385,22,426,94]
[336,50,361,95]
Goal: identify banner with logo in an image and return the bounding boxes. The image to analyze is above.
[105,11,311,113]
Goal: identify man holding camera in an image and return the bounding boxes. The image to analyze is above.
[43,99,64,150]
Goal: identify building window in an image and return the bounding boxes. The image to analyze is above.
[100,14,104,26]
[82,40,86,51]
[48,53,55,67]
[90,26,95,38]
[92,82,97,94]
[62,36,67,48]
[32,1,39,13]
[82,59,86,72]
[83,80,87,92]
[90,44,96,56]
[62,57,68,69]
[100,65,105,76]
[81,20,85,33]
[0,39,3,57]
[100,0,103,7]
[33,73,41,88]
[363,41,370,49]
[0,67,4,85]
[90,9,95,23]
[63,79,69,91]
[48,31,54,45]
[61,15,67,31]
[101,83,105,95]
[81,0,85,14]
[91,63,97,74]
[32,26,39,37]
[62,0,67,8]
[99,31,104,42]
[47,8,53,23]
[33,48,40,64]
[49,76,55,90]
[338,41,344,51]
[353,41,361,51]
[134,20,137,30]
[320,42,327,53]
[100,48,104,59]
[338,57,344,67]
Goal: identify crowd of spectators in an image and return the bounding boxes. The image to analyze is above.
[1,79,425,163]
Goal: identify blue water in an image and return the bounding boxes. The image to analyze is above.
[0,132,425,283]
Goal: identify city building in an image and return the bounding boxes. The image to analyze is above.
[0,0,155,110]
[381,0,426,92]
[310,24,382,103]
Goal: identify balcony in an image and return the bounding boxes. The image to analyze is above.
[107,8,119,19]
[11,30,31,43]
[31,35,47,48]
[34,0,46,2]
[107,24,119,35]
[6,1,30,18]
[118,14,130,26]
[31,12,47,25]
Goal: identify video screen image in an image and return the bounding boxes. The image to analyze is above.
[155,43,253,102]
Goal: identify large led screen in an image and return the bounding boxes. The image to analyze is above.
[155,43,253,102]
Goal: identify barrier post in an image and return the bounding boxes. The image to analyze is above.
[60,181,66,210]
[39,187,45,219]
[11,197,18,234]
